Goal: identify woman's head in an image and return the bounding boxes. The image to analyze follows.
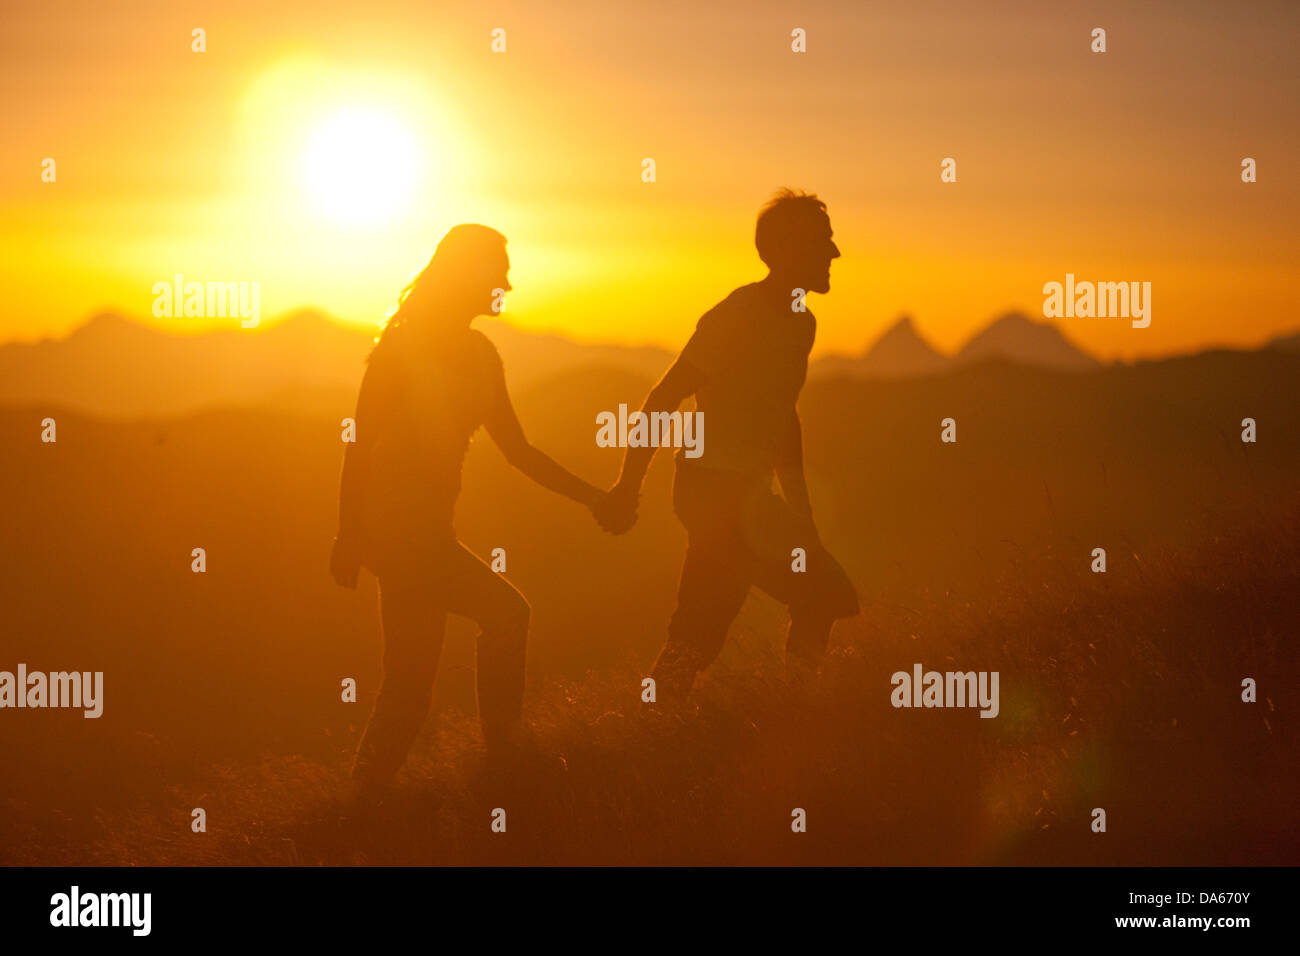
[380,224,511,339]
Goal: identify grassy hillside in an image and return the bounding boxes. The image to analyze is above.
[1,351,1296,864]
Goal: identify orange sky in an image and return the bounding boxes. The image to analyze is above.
[2,0,1297,359]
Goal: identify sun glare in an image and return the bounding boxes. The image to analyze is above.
[301,107,422,226]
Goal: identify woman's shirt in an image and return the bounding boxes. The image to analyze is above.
[339,325,509,548]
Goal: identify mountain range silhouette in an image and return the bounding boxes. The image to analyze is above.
[2,309,1296,419]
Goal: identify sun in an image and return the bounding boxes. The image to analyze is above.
[301,107,422,226]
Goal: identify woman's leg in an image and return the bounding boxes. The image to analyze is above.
[439,544,532,752]
[352,573,447,795]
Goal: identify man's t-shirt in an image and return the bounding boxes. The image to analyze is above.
[675,282,816,477]
[360,326,506,544]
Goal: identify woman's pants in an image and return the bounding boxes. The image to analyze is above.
[353,535,530,789]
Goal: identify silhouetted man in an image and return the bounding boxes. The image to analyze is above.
[596,190,859,700]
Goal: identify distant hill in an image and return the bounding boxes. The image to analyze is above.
[810,314,948,380]
[12,307,1298,418]
[1266,328,1300,352]
[953,312,1099,371]
[809,311,1100,381]
[0,310,371,419]
[477,316,673,393]
[0,311,672,419]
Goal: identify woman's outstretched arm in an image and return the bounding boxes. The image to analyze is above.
[484,376,602,509]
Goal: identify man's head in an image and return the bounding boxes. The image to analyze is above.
[755,189,839,294]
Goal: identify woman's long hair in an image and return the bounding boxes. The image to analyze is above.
[373,223,507,354]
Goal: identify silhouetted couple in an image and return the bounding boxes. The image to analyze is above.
[330,191,858,801]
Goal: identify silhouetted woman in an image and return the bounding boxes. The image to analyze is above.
[330,224,603,799]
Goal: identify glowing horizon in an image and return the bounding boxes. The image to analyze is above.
[3,0,1297,361]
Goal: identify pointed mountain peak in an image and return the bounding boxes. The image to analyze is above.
[66,312,158,342]
[835,313,950,378]
[957,311,1098,369]
[884,313,916,333]
[984,311,1042,332]
[865,313,929,350]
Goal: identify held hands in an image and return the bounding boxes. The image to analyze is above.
[591,481,639,535]
[329,534,362,589]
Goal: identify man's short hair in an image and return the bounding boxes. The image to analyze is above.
[755,189,828,267]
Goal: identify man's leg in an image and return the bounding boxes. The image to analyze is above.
[440,544,532,754]
[352,576,447,798]
[787,546,857,680]
[743,489,860,685]
[785,612,837,689]
[651,534,751,704]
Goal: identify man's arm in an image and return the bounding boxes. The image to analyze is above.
[612,355,698,495]
[590,356,698,535]
[775,411,819,542]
